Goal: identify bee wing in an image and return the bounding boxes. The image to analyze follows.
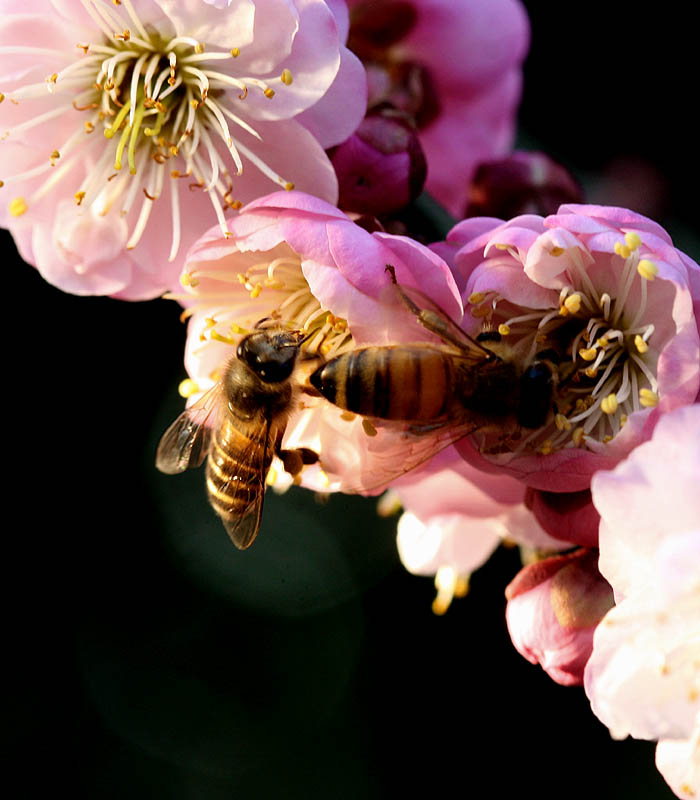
[338,416,479,494]
[215,414,274,550]
[155,382,223,474]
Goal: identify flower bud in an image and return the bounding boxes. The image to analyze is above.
[330,108,427,216]
[464,151,584,218]
[505,549,613,686]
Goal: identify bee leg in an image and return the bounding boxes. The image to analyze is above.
[278,446,319,478]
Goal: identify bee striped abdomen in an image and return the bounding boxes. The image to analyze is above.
[205,414,270,519]
[311,346,453,421]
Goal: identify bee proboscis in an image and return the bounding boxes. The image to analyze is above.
[308,265,560,489]
[156,324,320,550]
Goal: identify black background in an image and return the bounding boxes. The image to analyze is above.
[5,3,691,797]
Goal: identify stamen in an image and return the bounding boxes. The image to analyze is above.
[639,388,659,407]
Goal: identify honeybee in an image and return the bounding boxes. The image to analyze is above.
[307,265,560,487]
[156,324,321,549]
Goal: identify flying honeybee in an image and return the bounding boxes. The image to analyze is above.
[307,265,562,486]
[156,324,321,550]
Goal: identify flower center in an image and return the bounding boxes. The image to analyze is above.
[468,233,661,454]
[172,248,354,387]
[1,0,296,261]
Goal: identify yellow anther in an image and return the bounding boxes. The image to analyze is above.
[596,337,609,348]
[0,93,4,103]
[340,411,356,422]
[539,440,553,455]
[601,393,618,415]
[194,43,204,54]
[468,291,486,304]
[454,575,470,598]
[555,413,572,431]
[493,243,509,250]
[178,378,200,398]
[9,197,27,216]
[210,330,237,345]
[46,73,58,84]
[0,180,4,188]
[634,334,649,353]
[614,241,631,258]
[585,366,598,378]
[572,427,586,447]
[470,304,490,318]
[624,231,642,251]
[84,120,95,133]
[620,414,628,427]
[639,388,659,407]
[249,284,263,299]
[180,272,199,288]
[497,323,511,336]
[50,149,60,162]
[230,47,240,57]
[237,272,248,284]
[376,490,402,518]
[204,318,217,328]
[602,435,613,443]
[564,293,582,314]
[264,88,275,98]
[637,259,658,281]
[74,191,86,205]
[579,347,597,361]
[362,419,377,437]
[559,305,569,317]
[432,566,458,616]
[549,246,565,257]
[284,181,295,191]
[229,323,249,335]
[281,68,293,85]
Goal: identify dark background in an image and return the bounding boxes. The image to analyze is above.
[6,3,691,798]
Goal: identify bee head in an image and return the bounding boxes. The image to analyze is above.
[237,329,303,383]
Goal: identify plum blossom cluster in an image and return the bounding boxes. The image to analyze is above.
[3,2,700,798]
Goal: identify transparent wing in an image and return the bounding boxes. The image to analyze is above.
[155,382,223,474]
[214,414,275,551]
[337,415,479,494]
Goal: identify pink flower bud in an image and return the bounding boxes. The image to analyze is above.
[505,549,613,686]
[330,109,427,216]
[465,151,584,219]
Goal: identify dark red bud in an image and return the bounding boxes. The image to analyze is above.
[465,151,584,219]
[330,108,427,216]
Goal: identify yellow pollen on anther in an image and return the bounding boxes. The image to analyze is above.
[249,284,262,299]
[564,293,582,314]
[0,181,4,188]
[620,414,628,427]
[498,323,511,336]
[601,393,618,415]
[264,88,275,98]
[181,272,199,288]
[230,47,240,57]
[637,259,659,281]
[84,121,95,133]
[468,291,486,304]
[281,69,293,85]
[597,337,609,348]
[9,197,27,216]
[539,440,553,455]
[624,231,642,250]
[362,419,377,437]
[432,566,458,616]
[0,93,4,103]
[210,331,237,345]
[555,413,572,431]
[550,246,565,257]
[178,378,200,398]
[579,347,597,361]
[74,191,86,205]
[614,241,631,258]
[284,182,295,191]
[229,323,249,335]
[470,304,490,318]
[493,243,509,250]
[340,411,355,422]
[639,388,659,407]
[634,334,649,353]
[572,427,586,447]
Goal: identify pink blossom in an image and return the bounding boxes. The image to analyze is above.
[345,0,529,217]
[505,548,613,687]
[447,204,700,492]
[392,447,567,613]
[0,0,366,299]
[585,404,700,799]
[170,189,460,491]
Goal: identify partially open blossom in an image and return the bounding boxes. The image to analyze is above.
[171,189,460,490]
[330,106,426,216]
[464,151,584,220]
[345,0,529,217]
[585,404,700,799]
[505,548,613,686]
[448,205,700,491]
[393,447,568,614]
[0,0,366,299]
